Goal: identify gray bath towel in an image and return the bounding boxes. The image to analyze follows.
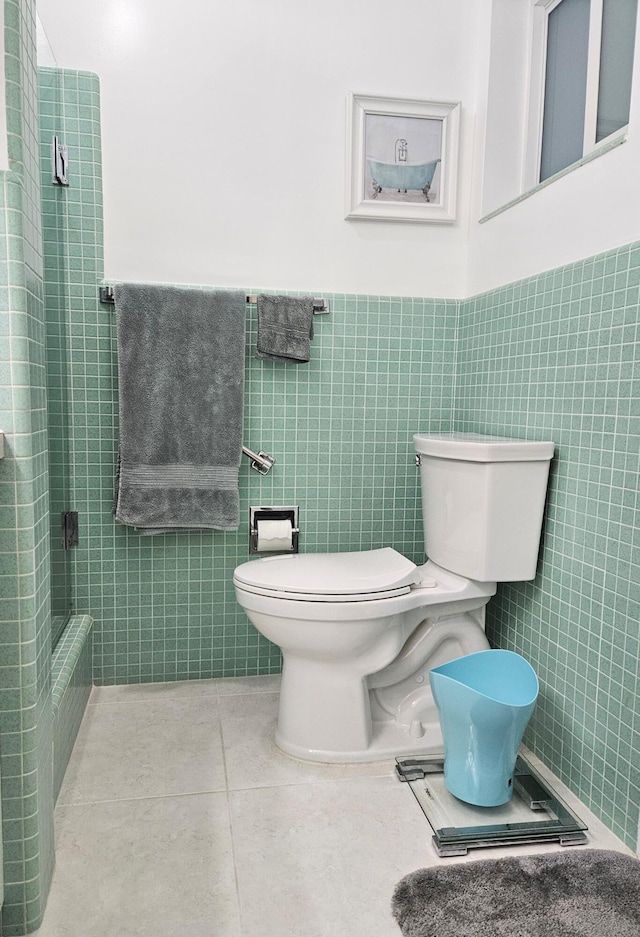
[114,283,246,533]
[256,294,315,362]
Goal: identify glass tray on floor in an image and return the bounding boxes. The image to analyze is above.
[395,751,588,856]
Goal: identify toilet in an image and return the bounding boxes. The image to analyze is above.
[233,433,554,763]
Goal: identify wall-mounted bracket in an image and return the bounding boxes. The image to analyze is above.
[242,446,275,475]
[52,136,69,186]
[61,511,78,549]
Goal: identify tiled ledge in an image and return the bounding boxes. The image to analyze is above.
[51,614,94,715]
[52,614,94,802]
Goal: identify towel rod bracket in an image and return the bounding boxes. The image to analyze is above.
[242,446,275,475]
[246,295,329,315]
[251,451,275,476]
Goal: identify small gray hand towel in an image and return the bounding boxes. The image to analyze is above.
[113,283,246,533]
[256,294,315,362]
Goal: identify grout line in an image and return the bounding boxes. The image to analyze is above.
[226,770,398,794]
[87,692,221,706]
[219,700,246,936]
[55,787,229,809]
[88,681,282,706]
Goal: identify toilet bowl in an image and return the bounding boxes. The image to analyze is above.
[234,550,494,761]
[234,432,554,763]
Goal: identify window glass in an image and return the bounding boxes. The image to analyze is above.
[596,0,638,141]
[540,0,591,182]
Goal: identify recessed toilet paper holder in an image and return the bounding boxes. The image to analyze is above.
[249,505,299,555]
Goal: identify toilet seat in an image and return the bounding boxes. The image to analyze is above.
[233,547,421,603]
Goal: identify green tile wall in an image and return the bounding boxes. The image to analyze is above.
[0,0,55,933]
[36,66,98,821]
[39,66,72,646]
[76,290,456,683]
[38,66,103,650]
[457,245,640,850]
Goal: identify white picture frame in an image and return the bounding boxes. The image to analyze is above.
[345,93,461,224]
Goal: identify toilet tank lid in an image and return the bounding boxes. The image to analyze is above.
[413,432,554,462]
[234,547,420,596]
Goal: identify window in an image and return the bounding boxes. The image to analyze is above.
[528,0,638,184]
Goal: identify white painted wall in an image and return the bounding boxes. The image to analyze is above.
[36,0,483,299]
[466,0,640,295]
[36,13,57,67]
[478,0,532,218]
[35,0,640,298]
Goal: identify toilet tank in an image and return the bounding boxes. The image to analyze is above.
[413,433,554,582]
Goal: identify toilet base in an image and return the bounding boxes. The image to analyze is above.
[275,686,448,763]
[275,712,445,763]
[272,610,491,764]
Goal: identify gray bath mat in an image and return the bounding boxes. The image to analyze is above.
[392,849,640,936]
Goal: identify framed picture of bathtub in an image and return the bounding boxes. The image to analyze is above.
[345,93,460,224]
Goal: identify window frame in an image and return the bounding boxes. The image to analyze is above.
[525,0,629,187]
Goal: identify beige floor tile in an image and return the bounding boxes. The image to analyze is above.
[40,678,632,937]
[58,696,226,805]
[230,776,432,937]
[219,692,395,790]
[36,793,241,937]
[229,773,633,937]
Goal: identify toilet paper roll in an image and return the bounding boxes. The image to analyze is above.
[256,518,293,552]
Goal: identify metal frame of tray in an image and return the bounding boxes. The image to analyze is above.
[395,751,588,857]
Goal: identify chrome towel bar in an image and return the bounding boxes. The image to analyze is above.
[99,286,329,314]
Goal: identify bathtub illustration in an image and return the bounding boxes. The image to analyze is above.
[367,158,440,201]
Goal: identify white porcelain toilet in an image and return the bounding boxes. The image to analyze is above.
[233,433,554,763]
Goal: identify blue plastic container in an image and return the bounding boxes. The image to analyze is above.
[430,650,539,807]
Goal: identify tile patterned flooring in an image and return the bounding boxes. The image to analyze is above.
[35,676,631,936]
